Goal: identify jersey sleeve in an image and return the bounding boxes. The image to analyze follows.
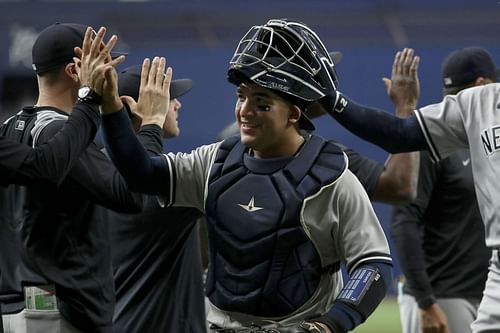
[137,125,164,155]
[36,120,143,213]
[303,167,391,271]
[333,170,392,271]
[1,102,100,186]
[160,143,222,212]
[415,94,470,162]
[102,109,172,196]
[327,95,428,154]
[0,137,32,186]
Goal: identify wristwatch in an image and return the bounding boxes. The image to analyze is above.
[77,86,102,104]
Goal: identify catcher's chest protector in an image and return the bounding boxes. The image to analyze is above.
[205,135,345,317]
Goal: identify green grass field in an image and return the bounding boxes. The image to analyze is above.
[352,297,401,333]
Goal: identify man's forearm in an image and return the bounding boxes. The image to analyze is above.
[102,108,170,195]
[372,152,419,204]
[325,95,428,153]
[391,213,434,307]
[137,125,164,155]
[312,262,393,333]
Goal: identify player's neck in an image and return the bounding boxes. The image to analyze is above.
[36,88,75,114]
[253,132,306,159]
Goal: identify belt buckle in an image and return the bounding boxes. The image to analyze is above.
[24,285,58,311]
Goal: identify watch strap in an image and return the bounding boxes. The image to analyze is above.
[78,86,102,105]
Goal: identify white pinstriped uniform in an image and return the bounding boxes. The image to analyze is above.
[414,83,500,332]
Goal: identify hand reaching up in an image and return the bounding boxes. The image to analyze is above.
[382,48,420,117]
[134,57,172,127]
[73,26,125,96]
[73,26,126,111]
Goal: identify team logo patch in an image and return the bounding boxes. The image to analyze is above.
[15,120,25,131]
[238,196,264,212]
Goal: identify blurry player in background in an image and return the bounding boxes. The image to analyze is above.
[392,47,494,333]
[106,64,206,333]
[321,43,500,332]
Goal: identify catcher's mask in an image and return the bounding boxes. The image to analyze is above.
[228,19,338,130]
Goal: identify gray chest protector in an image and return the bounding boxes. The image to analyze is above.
[205,135,346,317]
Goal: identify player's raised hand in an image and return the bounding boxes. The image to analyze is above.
[101,65,123,114]
[73,26,126,100]
[135,57,172,127]
[120,96,139,118]
[383,48,420,117]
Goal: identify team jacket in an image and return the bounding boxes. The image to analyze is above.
[392,150,489,304]
[159,134,391,329]
[105,126,207,333]
[0,106,144,333]
[0,101,100,186]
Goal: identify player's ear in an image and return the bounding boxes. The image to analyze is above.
[288,105,302,126]
[65,63,79,83]
[474,76,491,87]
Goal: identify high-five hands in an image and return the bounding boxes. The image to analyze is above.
[73,26,126,104]
[125,57,172,127]
[382,47,420,117]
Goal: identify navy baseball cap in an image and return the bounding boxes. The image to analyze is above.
[118,64,193,101]
[441,47,500,89]
[32,22,126,74]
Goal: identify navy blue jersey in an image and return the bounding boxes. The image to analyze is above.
[108,199,206,333]
[100,128,206,333]
[0,137,31,184]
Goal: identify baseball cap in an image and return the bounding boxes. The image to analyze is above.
[441,46,500,89]
[118,64,193,101]
[32,22,126,75]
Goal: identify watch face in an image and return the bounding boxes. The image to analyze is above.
[78,86,91,99]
